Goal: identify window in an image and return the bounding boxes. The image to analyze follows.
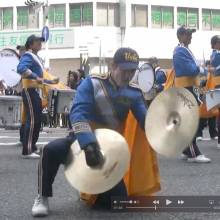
[177,8,198,29]
[17,6,39,30]
[97,3,119,26]
[202,9,220,30]
[83,3,93,25]
[49,4,66,28]
[131,4,148,27]
[0,7,13,30]
[69,3,93,26]
[202,9,211,30]
[188,8,198,28]
[212,10,220,30]
[151,6,173,29]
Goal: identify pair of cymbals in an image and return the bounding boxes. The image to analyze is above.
[64,87,199,194]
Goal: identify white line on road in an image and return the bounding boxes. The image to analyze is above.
[0,142,49,146]
[0,136,63,139]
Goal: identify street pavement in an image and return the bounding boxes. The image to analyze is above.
[1,128,220,220]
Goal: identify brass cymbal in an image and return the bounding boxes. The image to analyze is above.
[64,129,130,194]
[145,88,199,157]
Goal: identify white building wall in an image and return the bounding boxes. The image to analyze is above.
[0,0,220,74]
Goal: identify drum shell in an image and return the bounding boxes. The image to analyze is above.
[0,95,22,129]
[205,89,220,111]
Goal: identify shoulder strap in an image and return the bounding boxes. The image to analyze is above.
[25,51,44,73]
[90,72,110,80]
[91,78,119,129]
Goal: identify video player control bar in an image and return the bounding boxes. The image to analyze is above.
[111,196,220,212]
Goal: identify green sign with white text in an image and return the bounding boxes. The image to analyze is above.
[0,29,74,49]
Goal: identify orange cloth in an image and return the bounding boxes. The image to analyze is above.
[174,76,200,88]
[214,76,220,86]
[80,112,161,205]
[123,112,161,196]
[164,68,175,90]
[21,102,26,125]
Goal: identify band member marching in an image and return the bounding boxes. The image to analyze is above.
[31,47,160,217]
[17,35,58,159]
[148,56,167,92]
[173,25,211,163]
[16,45,27,146]
[210,35,220,148]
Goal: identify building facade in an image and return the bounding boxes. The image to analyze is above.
[0,0,220,81]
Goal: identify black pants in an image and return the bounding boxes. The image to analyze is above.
[19,124,25,143]
[198,117,217,138]
[21,88,42,155]
[38,138,127,209]
[182,87,202,158]
[208,117,217,138]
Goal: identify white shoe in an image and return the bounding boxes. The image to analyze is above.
[32,195,49,217]
[180,154,188,160]
[196,136,203,142]
[187,155,211,163]
[22,152,40,159]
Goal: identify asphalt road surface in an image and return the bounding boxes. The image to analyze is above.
[1,128,220,220]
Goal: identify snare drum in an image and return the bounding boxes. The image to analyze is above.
[48,89,76,116]
[0,49,21,88]
[0,95,22,129]
[205,89,220,111]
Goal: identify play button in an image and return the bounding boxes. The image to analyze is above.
[166,199,172,206]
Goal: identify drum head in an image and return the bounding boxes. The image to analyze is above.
[137,63,155,93]
[0,49,21,87]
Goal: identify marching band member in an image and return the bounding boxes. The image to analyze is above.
[173,25,211,163]
[17,35,58,159]
[210,35,220,148]
[17,45,26,57]
[148,56,167,92]
[16,45,27,146]
[197,60,218,141]
[31,47,160,217]
[17,35,45,158]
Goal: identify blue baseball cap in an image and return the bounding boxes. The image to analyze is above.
[177,25,196,37]
[25,34,45,49]
[211,35,220,48]
[113,47,139,70]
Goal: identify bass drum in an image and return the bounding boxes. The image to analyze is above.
[0,49,21,88]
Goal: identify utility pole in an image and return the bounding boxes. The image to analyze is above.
[24,0,50,68]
